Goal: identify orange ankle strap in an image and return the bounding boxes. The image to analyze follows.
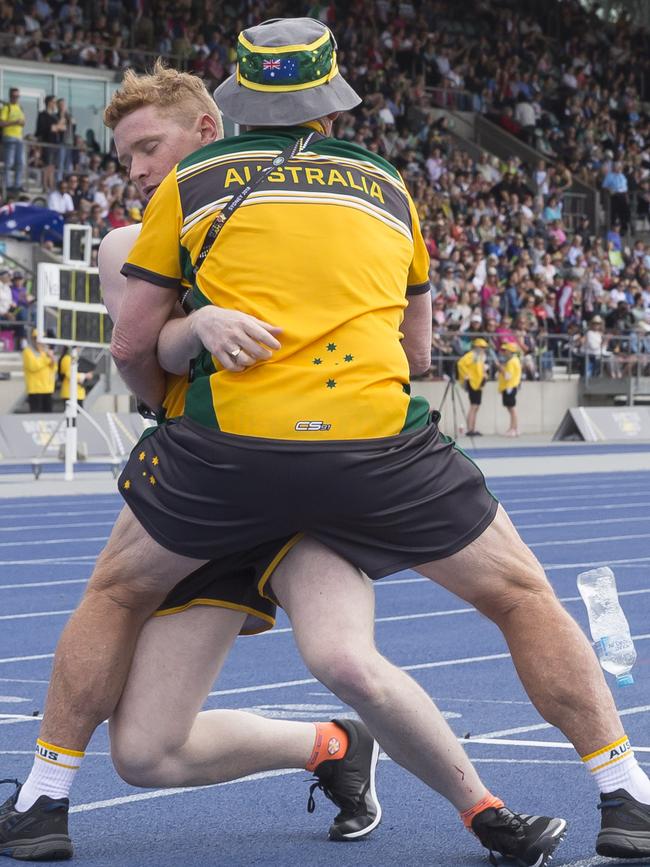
[305,722,349,772]
[460,793,505,829]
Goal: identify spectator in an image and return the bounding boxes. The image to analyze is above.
[55,97,76,180]
[514,93,536,146]
[22,328,56,412]
[602,162,630,234]
[47,179,75,215]
[10,270,34,336]
[0,268,15,329]
[582,315,610,378]
[88,203,109,242]
[629,321,650,374]
[92,179,111,217]
[0,87,26,192]
[72,174,93,210]
[106,201,130,229]
[605,301,635,335]
[35,94,62,192]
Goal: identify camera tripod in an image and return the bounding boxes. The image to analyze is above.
[437,375,475,442]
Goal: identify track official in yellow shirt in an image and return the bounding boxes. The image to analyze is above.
[457,338,488,436]
[22,329,56,412]
[497,341,522,437]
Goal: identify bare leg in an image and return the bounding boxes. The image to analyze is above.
[467,404,479,432]
[416,505,623,755]
[110,606,315,787]
[40,506,206,750]
[271,539,488,811]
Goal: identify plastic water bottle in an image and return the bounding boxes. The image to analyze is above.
[577,567,637,686]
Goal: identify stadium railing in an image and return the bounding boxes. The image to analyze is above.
[428,331,649,383]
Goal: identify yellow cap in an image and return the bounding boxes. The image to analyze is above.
[501,341,519,353]
[472,338,489,348]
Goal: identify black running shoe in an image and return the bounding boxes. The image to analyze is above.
[596,788,650,858]
[471,805,567,866]
[307,718,381,841]
[0,779,72,861]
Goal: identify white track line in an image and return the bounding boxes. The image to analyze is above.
[0,498,117,509]
[0,653,54,666]
[0,521,114,533]
[0,609,74,621]
[69,768,303,814]
[0,579,86,591]
[0,555,96,565]
[462,736,650,752]
[492,481,650,493]
[499,492,650,504]
[476,704,650,739]
[517,517,650,530]
[529,532,650,548]
[510,502,650,515]
[0,536,106,548]
[545,556,650,569]
[564,858,626,866]
[0,509,119,520]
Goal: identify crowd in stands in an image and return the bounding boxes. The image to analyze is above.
[2,0,650,379]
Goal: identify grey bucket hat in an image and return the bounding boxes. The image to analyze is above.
[213,17,362,127]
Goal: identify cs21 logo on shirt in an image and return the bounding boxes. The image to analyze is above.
[295,420,331,432]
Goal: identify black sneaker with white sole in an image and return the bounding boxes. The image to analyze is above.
[596,788,650,858]
[0,779,72,861]
[307,718,381,841]
[471,805,567,867]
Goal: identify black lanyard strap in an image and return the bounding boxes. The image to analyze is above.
[192,130,324,277]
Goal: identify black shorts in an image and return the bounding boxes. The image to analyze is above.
[467,385,483,406]
[502,388,517,408]
[120,416,498,580]
[154,537,299,634]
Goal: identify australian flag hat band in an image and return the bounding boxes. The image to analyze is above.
[236,29,339,92]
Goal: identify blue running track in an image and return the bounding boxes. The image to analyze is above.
[0,471,649,866]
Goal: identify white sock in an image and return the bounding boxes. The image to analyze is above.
[15,739,84,811]
[582,735,650,805]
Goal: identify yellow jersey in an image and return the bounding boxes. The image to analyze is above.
[123,128,431,441]
[0,102,25,138]
[59,353,87,401]
[457,350,486,391]
[498,356,522,392]
[23,347,56,394]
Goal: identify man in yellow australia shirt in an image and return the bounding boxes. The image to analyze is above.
[498,341,522,437]
[457,337,488,436]
[0,88,26,192]
[22,329,56,412]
